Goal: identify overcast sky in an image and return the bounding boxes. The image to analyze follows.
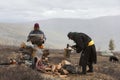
[0,0,120,22]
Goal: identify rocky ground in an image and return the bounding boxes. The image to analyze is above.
[0,45,120,80]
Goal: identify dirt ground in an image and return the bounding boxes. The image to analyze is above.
[0,46,120,80]
[46,50,120,80]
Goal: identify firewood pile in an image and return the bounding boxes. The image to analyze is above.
[1,43,77,77]
[11,42,79,78]
[36,59,78,78]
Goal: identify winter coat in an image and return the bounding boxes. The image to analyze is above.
[27,30,46,46]
[28,30,46,40]
[68,32,97,66]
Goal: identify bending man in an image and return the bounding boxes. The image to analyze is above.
[67,32,97,74]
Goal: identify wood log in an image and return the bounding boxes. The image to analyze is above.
[59,75,67,78]
[62,69,69,75]
[61,60,71,66]
[56,63,62,70]
[52,64,57,72]
[45,67,52,71]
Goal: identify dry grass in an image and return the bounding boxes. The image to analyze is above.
[0,46,120,80]
[0,65,44,80]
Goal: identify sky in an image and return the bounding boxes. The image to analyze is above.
[0,0,120,22]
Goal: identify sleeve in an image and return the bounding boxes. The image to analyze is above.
[74,36,84,53]
[41,30,46,40]
[43,33,46,40]
[27,31,33,41]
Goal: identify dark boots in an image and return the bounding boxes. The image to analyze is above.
[87,63,93,73]
[81,65,87,74]
[79,64,93,75]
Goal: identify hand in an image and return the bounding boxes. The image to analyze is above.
[76,49,81,53]
[27,39,29,42]
[71,45,77,49]
[42,40,44,43]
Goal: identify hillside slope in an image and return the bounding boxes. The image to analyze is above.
[0,16,120,50]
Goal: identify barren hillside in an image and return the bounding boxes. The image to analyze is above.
[0,16,120,50]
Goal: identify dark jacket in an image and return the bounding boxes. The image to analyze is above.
[28,30,46,40]
[27,30,46,46]
[68,32,97,66]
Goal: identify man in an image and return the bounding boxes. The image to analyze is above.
[27,23,46,69]
[27,23,46,46]
[67,32,97,74]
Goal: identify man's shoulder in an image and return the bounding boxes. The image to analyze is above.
[29,30,34,34]
[78,33,88,36]
[39,30,44,32]
[38,30,44,33]
[31,30,43,33]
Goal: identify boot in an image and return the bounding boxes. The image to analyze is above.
[81,65,86,74]
[87,64,93,73]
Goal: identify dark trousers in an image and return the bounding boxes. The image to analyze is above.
[79,47,94,74]
[81,63,93,74]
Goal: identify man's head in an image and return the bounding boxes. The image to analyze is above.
[67,32,73,40]
[34,23,40,30]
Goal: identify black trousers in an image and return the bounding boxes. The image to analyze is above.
[79,52,93,73]
[81,63,93,73]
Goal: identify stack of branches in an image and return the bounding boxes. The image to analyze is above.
[36,59,77,78]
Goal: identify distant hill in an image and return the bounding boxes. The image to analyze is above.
[0,23,30,45]
[0,15,120,51]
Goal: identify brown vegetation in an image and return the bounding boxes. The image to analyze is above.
[0,45,120,80]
